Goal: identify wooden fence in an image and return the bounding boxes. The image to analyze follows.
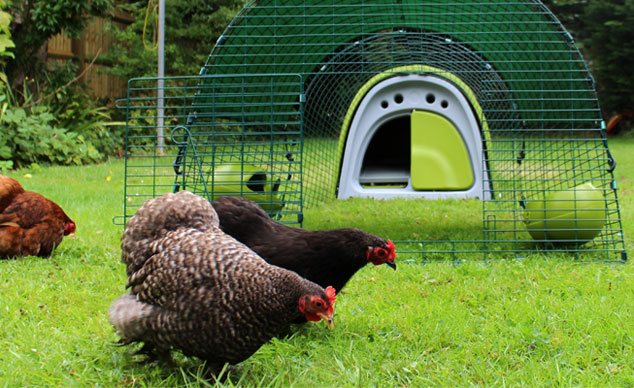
[47,9,133,101]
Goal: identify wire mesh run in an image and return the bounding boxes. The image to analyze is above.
[394,239,627,263]
[122,0,626,261]
[205,0,585,205]
[120,74,304,226]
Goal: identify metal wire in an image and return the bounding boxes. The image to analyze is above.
[123,0,626,261]
[122,74,304,226]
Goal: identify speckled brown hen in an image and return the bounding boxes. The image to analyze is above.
[109,191,336,374]
[0,175,75,259]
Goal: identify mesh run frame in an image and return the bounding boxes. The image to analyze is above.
[122,0,626,261]
[121,74,304,226]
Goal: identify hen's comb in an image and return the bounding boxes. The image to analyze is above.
[386,240,396,259]
[325,286,336,312]
[326,286,337,316]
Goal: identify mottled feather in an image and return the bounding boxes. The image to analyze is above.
[111,191,333,369]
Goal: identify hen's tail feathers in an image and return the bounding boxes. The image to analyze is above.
[109,294,155,343]
[110,309,173,365]
[0,175,25,208]
[126,191,218,237]
[121,191,218,272]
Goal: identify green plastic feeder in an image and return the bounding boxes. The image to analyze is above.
[524,182,606,242]
[210,164,284,212]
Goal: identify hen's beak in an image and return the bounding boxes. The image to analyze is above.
[386,260,396,270]
[317,312,334,329]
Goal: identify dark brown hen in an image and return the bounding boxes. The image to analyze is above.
[110,191,336,374]
[0,175,75,259]
[212,196,396,292]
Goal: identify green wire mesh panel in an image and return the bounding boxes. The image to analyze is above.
[200,0,625,260]
[204,0,570,206]
[121,0,625,260]
[122,74,304,225]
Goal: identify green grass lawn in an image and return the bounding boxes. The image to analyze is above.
[1,138,633,387]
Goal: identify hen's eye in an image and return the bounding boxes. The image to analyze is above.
[377,248,387,257]
[315,301,323,308]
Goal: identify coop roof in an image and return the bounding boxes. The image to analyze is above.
[203,0,600,129]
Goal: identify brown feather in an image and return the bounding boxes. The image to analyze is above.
[0,175,75,259]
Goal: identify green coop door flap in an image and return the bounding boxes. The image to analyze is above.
[410,110,474,191]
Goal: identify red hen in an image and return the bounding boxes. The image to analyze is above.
[0,175,75,259]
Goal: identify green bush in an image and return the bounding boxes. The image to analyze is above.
[0,76,123,168]
[1,105,99,167]
[43,67,124,157]
[0,0,14,87]
[0,100,104,167]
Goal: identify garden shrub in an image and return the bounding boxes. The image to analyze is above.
[0,103,102,167]
[43,66,124,157]
[0,73,123,168]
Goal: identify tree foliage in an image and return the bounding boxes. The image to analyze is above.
[583,1,634,116]
[5,0,112,95]
[0,0,15,87]
[543,0,634,117]
[104,0,246,79]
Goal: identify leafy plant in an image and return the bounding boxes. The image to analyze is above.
[1,104,100,167]
[41,65,125,157]
[0,81,109,168]
[0,0,14,87]
[104,0,246,79]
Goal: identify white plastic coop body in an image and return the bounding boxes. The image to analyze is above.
[338,72,489,200]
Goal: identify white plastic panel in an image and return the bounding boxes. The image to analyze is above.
[337,74,489,200]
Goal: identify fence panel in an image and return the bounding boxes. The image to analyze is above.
[47,10,133,100]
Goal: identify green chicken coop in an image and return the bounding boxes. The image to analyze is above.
[122,0,626,261]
